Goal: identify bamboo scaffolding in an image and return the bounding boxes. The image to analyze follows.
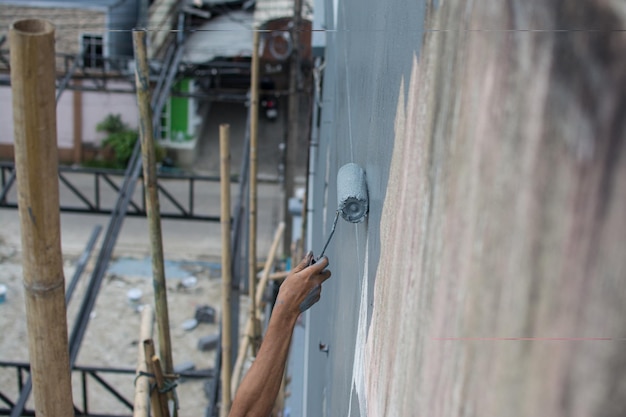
[260,270,290,281]
[219,123,233,417]
[283,0,304,254]
[248,29,261,355]
[232,222,285,394]
[151,355,171,417]
[254,222,286,319]
[132,29,175,375]
[9,18,75,417]
[144,340,169,417]
[134,306,155,417]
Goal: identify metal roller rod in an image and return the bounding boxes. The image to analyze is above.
[318,211,339,260]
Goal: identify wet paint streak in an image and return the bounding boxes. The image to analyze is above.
[300,285,321,313]
[349,237,369,416]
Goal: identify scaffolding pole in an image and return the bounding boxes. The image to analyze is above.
[248,29,261,354]
[132,29,176,415]
[219,123,233,417]
[9,18,75,417]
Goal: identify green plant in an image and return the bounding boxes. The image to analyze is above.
[96,114,138,168]
[95,114,166,169]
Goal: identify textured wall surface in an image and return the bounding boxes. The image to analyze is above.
[0,5,105,69]
[304,0,626,416]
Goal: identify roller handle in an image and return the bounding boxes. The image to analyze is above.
[309,211,340,265]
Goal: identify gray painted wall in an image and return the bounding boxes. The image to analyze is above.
[297,0,427,416]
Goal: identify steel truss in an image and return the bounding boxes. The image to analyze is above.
[0,162,227,222]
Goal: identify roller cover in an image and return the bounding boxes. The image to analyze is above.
[337,162,369,223]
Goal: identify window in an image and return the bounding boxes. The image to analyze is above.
[81,34,104,69]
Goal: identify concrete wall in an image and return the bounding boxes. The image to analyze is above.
[302,0,626,416]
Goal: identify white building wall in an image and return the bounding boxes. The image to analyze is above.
[80,82,138,146]
[0,87,13,145]
[56,90,74,149]
[0,83,138,150]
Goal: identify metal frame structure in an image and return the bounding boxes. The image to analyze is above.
[0,162,227,222]
[0,361,213,417]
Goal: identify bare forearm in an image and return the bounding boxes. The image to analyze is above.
[229,307,297,417]
[228,254,331,417]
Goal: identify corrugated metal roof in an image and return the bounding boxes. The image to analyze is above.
[253,0,313,28]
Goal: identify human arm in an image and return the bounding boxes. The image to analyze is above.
[228,252,332,417]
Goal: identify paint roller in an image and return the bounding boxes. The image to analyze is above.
[312,162,369,263]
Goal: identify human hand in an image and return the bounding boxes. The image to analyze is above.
[276,251,332,317]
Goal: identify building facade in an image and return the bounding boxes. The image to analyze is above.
[0,0,141,162]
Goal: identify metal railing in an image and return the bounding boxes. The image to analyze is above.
[0,162,232,222]
[0,361,213,417]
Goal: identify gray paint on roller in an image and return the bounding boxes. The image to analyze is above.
[337,163,369,223]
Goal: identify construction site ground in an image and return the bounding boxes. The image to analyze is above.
[0,184,282,416]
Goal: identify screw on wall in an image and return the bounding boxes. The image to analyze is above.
[319,341,329,355]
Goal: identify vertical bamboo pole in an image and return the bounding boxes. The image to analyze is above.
[219,123,232,417]
[132,28,175,383]
[150,355,171,417]
[231,222,285,394]
[134,306,154,417]
[284,0,303,254]
[254,222,286,318]
[9,19,75,417]
[248,29,261,354]
[144,340,169,417]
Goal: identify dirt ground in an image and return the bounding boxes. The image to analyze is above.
[0,234,240,416]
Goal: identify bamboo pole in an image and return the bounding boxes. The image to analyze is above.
[134,306,155,417]
[132,29,175,378]
[248,29,261,355]
[283,0,304,254]
[232,222,285,394]
[254,222,286,318]
[144,340,169,417]
[259,270,290,281]
[9,19,75,417]
[219,123,232,417]
[151,355,172,417]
